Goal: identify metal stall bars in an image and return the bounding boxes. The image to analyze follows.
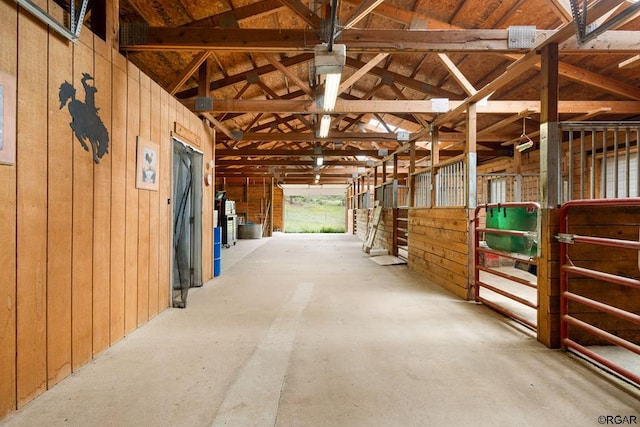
[558,198,640,386]
[560,122,640,202]
[474,202,540,331]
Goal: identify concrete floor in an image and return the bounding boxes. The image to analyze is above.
[2,233,639,427]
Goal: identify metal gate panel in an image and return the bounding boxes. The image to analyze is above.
[559,198,640,386]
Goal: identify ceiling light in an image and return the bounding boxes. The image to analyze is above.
[316,156,324,166]
[315,44,345,112]
[318,115,331,138]
[323,73,341,111]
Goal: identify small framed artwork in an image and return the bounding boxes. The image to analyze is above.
[0,71,16,166]
[136,136,160,191]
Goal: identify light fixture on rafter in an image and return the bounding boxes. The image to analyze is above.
[315,44,346,112]
[318,114,331,138]
[314,145,324,165]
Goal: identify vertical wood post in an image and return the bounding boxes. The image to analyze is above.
[409,141,416,207]
[538,43,561,348]
[466,103,477,210]
[430,127,439,207]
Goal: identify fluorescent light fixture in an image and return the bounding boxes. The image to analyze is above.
[318,114,331,138]
[315,174,320,180]
[315,44,345,112]
[316,156,324,166]
[323,73,341,111]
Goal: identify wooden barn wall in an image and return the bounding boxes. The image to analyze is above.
[565,206,640,345]
[408,208,471,300]
[218,178,282,231]
[0,3,213,418]
[272,186,284,232]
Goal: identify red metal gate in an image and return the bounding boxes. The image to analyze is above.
[474,202,540,330]
[559,198,640,386]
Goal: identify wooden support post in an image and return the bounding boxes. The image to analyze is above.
[198,59,210,98]
[538,43,561,349]
[466,103,478,299]
[382,160,387,183]
[409,141,416,207]
[373,165,378,188]
[430,127,439,207]
[466,102,477,209]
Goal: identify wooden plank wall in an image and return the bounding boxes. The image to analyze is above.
[221,178,280,231]
[408,208,471,300]
[0,5,214,418]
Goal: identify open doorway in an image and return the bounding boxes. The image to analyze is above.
[172,139,203,308]
[281,184,348,233]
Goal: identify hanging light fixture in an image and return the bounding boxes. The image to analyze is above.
[318,114,331,138]
[314,44,345,112]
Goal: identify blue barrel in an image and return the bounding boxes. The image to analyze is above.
[213,227,222,277]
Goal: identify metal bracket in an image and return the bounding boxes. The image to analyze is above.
[569,0,640,45]
[15,0,89,43]
[507,26,536,49]
[556,233,575,244]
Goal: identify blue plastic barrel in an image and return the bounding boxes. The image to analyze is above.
[213,227,222,277]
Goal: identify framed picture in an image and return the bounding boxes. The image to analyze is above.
[0,71,16,166]
[136,136,160,191]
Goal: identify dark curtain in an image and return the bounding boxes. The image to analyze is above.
[173,142,193,308]
[172,140,204,308]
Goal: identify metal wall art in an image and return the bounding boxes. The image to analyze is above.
[136,136,160,191]
[59,73,109,164]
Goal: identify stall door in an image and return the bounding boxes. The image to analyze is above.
[172,140,203,308]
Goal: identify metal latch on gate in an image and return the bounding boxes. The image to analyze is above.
[556,233,575,244]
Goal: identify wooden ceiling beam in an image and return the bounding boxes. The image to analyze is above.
[216,159,371,166]
[187,0,286,27]
[190,99,640,115]
[121,28,558,53]
[123,28,639,55]
[342,0,385,30]
[277,0,323,28]
[176,53,313,99]
[264,53,314,96]
[351,0,640,100]
[216,149,386,157]
[433,0,627,129]
[436,53,477,97]
[338,52,389,95]
[167,51,211,95]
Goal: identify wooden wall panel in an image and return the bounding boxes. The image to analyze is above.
[46,16,73,388]
[0,0,18,418]
[0,11,216,418]
[110,51,128,344]
[71,32,95,372]
[158,90,172,309]
[202,121,213,281]
[16,8,48,406]
[148,81,161,317]
[408,208,470,299]
[92,38,112,356]
[137,73,151,325]
[124,63,140,333]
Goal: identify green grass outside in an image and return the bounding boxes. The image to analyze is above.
[284,195,346,233]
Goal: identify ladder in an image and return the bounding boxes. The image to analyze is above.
[363,202,382,253]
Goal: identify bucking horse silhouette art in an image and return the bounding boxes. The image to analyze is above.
[59,73,109,164]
